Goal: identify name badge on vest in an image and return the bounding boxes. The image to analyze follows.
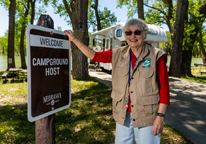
[142,58,151,68]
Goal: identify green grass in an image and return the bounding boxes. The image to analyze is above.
[0,75,193,143]
[169,67,206,85]
[180,67,206,84]
[180,75,206,85]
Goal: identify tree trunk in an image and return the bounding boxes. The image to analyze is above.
[162,0,174,42]
[2,45,4,54]
[63,0,89,80]
[7,0,16,69]
[35,14,55,144]
[181,49,193,77]
[169,0,188,77]
[35,114,55,144]
[93,0,101,30]
[199,29,206,64]
[137,0,144,20]
[30,0,36,24]
[19,0,30,69]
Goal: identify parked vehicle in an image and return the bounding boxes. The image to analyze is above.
[90,23,168,71]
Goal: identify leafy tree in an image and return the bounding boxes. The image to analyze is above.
[52,0,89,80]
[159,31,172,54]
[0,31,8,54]
[17,0,31,69]
[30,0,50,24]
[88,0,118,31]
[117,0,148,19]
[180,0,206,76]
[199,29,206,63]
[144,0,174,35]
[16,0,49,69]
[144,0,206,77]
[1,0,49,69]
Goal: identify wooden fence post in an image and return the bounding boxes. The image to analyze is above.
[35,14,55,144]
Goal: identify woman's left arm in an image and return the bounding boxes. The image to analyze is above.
[152,55,170,136]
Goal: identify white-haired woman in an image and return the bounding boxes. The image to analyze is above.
[64,18,170,144]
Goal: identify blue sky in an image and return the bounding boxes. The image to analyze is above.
[0,0,169,37]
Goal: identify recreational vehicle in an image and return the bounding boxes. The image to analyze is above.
[90,23,168,71]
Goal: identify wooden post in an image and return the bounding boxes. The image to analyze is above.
[35,14,55,144]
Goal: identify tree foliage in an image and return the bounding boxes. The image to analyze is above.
[117,0,148,18]
[159,31,172,54]
[0,0,48,54]
[143,0,206,77]
[0,31,8,54]
[144,0,175,34]
[182,0,205,51]
[88,0,118,31]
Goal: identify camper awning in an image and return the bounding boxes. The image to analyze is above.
[145,24,168,42]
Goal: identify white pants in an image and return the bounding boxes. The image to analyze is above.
[115,111,160,144]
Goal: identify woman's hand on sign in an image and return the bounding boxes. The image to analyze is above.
[64,30,76,42]
[64,30,95,59]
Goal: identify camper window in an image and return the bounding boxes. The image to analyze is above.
[93,38,97,47]
[116,29,122,37]
[106,39,109,49]
[103,39,105,47]
[110,38,113,49]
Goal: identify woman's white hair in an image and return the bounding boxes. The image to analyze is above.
[123,18,149,38]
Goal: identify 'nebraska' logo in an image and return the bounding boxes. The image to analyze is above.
[142,59,151,68]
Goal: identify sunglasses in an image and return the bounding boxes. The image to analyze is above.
[125,30,143,36]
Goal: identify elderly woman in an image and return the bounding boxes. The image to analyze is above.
[65,18,170,144]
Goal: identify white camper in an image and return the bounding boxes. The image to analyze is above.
[90,23,168,71]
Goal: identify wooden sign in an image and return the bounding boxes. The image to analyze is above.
[26,25,71,122]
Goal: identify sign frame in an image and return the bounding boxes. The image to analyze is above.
[26,25,71,122]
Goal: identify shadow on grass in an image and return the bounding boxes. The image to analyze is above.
[161,123,193,144]
[2,79,9,84]
[0,76,115,144]
[55,76,115,144]
[0,104,35,143]
[10,79,24,83]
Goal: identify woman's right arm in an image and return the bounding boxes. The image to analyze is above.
[64,30,95,60]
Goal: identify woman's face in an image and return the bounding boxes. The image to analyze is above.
[125,24,145,49]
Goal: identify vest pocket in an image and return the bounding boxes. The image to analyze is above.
[144,105,152,114]
[137,95,160,115]
[139,68,154,78]
[111,90,124,114]
[112,99,122,114]
[139,68,154,95]
[113,67,128,94]
[144,104,159,115]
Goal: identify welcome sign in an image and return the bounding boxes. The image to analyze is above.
[26,25,71,122]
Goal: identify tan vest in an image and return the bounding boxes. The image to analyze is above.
[111,43,166,128]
